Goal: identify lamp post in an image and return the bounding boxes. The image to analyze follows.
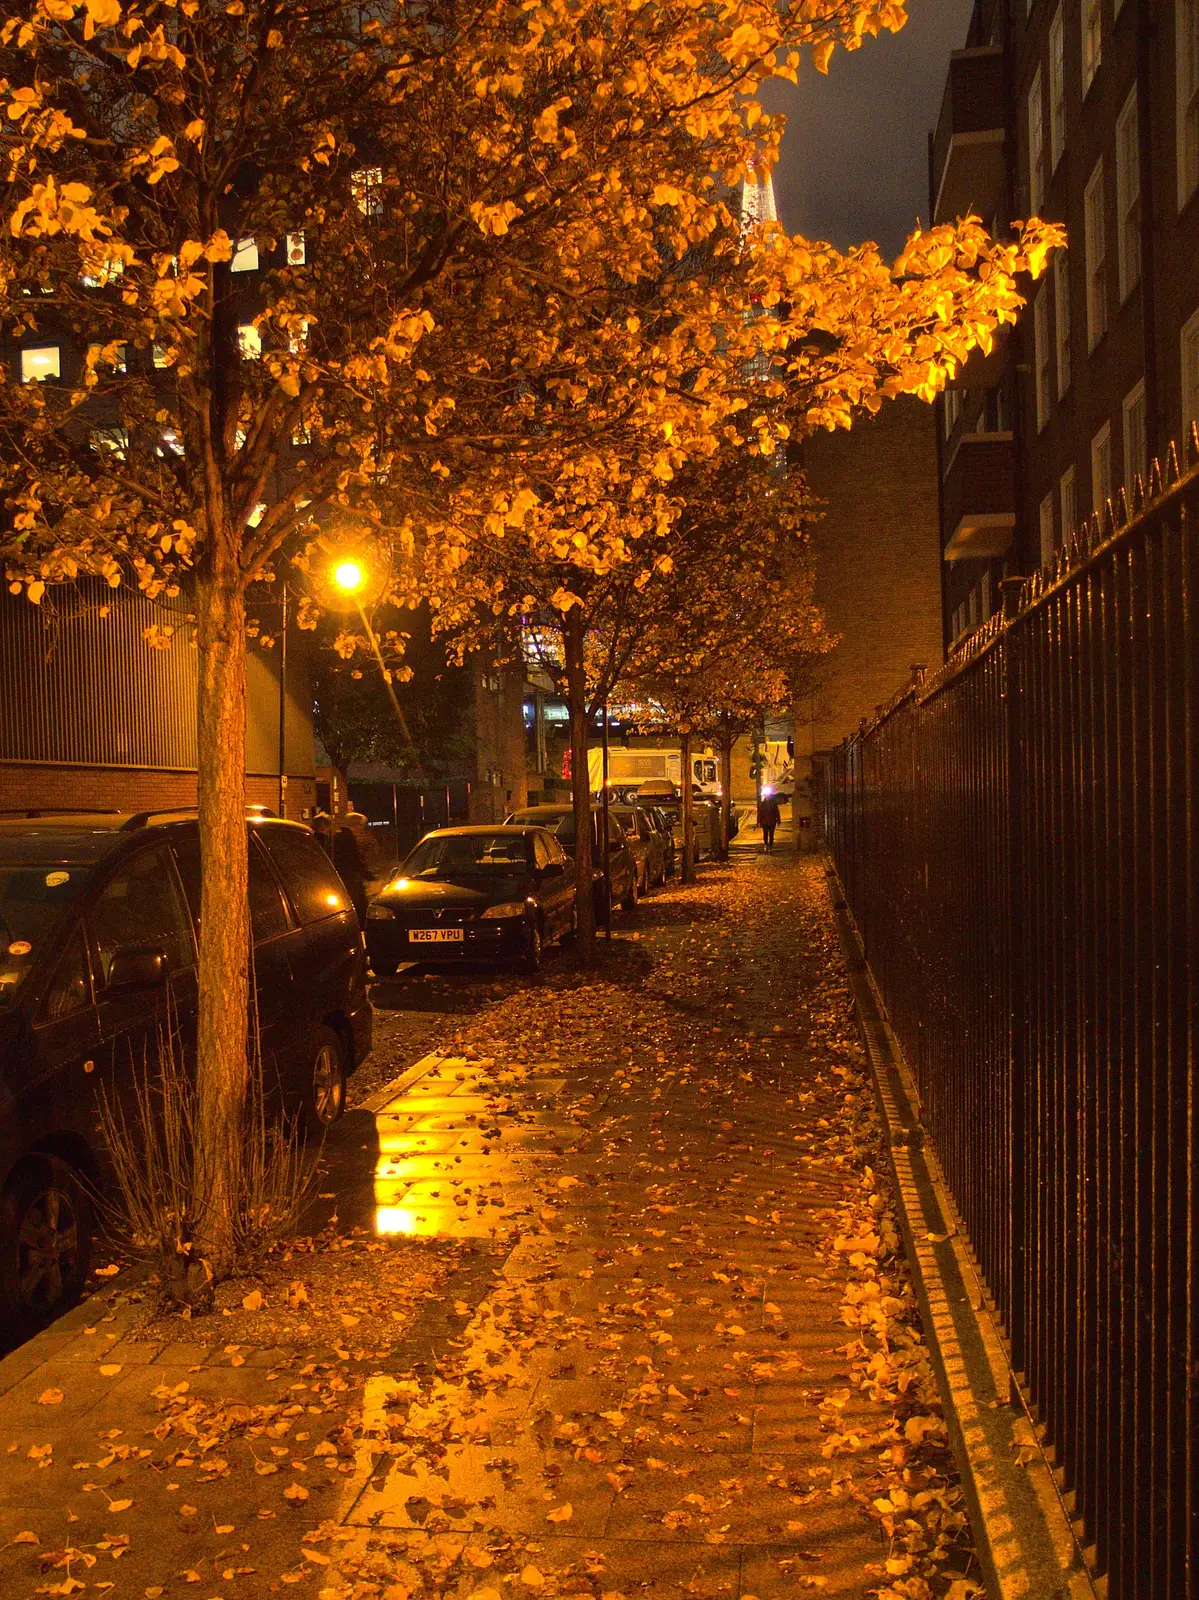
[328,557,415,751]
[277,583,288,818]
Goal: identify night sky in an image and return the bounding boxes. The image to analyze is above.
[761,1,975,260]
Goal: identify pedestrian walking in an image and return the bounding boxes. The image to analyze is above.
[331,817,370,926]
[757,790,781,853]
[344,810,389,894]
[311,811,334,854]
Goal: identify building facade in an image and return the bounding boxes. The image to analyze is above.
[0,584,315,819]
[795,397,944,773]
[934,0,1199,650]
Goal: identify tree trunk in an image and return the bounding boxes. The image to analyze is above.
[720,716,734,862]
[681,728,696,884]
[563,611,596,963]
[193,558,251,1281]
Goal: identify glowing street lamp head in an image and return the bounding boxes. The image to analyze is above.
[331,558,366,595]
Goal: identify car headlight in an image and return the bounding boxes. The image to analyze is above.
[480,902,528,920]
[366,904,396,920]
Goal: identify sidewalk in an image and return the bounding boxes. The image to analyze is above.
[0,856,980,1600]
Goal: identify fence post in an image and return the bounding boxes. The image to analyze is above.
[1000,578,1028,1372]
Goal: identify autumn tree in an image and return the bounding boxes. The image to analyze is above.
[0,0,1061,1274]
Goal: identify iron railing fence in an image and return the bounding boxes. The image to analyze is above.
[823,445,1198,1600]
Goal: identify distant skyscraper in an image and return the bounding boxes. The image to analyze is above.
[739,166,778,232]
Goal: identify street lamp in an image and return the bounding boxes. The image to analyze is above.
[331,559,366,596]
[327,552,414,749]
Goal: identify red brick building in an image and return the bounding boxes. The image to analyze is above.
[933,0,1199,649]
[794,397,944,777]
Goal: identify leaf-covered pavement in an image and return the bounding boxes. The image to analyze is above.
[0,852,980,1599]
[328,854,982,1600]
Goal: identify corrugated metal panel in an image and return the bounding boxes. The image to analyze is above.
[0,584,197,768]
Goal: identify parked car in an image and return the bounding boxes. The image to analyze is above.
[612,805,666,891]
[365,826,576,976]
[506,804,638,919]
[639,785,717,861]
[0,811,372,1334]
[645,806,678,879]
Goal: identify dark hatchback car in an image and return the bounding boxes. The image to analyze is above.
[505,804,639,918]
[612,805,667,892]
[0,812,371,1333]
[365,825,577,975]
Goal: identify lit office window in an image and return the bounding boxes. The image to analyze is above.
[286,232,307,265]
[20,346,60,382]
[238,323,262,359]
[352,167,383,218]
[231,237,259,273]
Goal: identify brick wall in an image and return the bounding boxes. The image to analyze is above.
[0,764,316,821]
[796,398,943,768]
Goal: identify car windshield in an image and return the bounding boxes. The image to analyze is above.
[510,811,576,845]
[0,865,90,1009]
[401,833,529,878]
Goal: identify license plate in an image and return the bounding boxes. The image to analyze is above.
[409,928,464,943]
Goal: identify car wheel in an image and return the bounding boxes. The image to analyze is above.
[520,917,543,974]
[302,1027,347,1137]
[0,1155,93,1336]
[621,873,638,912]
[370,955,399,977]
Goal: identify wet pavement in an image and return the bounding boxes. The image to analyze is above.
[322,849,977,1599]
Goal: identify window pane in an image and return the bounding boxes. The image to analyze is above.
[1039,493,1056,566]
[21,346,60,382]
[257,826,352,924]
[89,847,193,985]
[248,837,291,942]
[39,928,92,1023]
[231,237,259,272]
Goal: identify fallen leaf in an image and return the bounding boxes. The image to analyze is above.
[99,1366,123,1377]
[520,1567,545,1589]
[242,1290,265,1311]
[302,1548,331,1565]
[37,1389,64,1406]
[214,1525,234,1535]
[108,1500,132,1513]
[179,1505,197,1517]
[11,1532,39,1545]
[546,1503,573,1522]
[284,1483,309,1502]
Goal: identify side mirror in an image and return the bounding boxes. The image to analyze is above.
[106,945,169,993]
[540,861,565,879]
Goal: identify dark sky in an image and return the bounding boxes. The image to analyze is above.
[759,2,975,260]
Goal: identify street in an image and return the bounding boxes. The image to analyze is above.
[0,847,978,1599]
